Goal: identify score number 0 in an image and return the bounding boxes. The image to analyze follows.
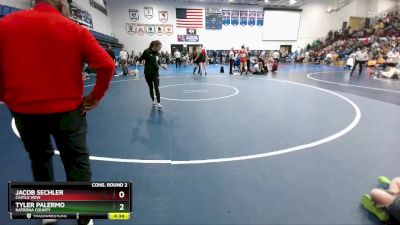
[119,191,125,211]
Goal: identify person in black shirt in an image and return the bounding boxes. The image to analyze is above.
[138,40,167,108]
[192,47,201,75]
[106,45,115,60]
[106,45,117,75]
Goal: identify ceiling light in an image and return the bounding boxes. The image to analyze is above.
[290,0,297,4]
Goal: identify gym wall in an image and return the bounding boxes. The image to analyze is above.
[109,0,391,53]
[0,0,30,9]
[108,0,269,53]
[71,0,113,34]
[0,0,113,35]
[2,0,398,53]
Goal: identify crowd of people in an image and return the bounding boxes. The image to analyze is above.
[288,10,400,79]
[107,45,280,77]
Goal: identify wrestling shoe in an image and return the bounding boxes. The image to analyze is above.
[361,194,389,222]
[378,176,391,187]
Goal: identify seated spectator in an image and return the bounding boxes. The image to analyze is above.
[324,51,333,64]
[304,51,310,63]
[377,54,386,66]
[362,176,400,223]
[379,62,400,78]
[260,59,268,72]
[379,20,385,30]
[299,50,305,63]
[345,54,354,70]
[273,50,280,62]
[387,49,400,67]
[271,60,278,72]
[251,62,262,74]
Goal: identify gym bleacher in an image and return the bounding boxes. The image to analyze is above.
[0,5,21,17]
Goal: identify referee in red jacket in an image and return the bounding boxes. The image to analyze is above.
[0,0,114,224]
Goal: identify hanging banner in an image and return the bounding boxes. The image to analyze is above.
[165,24,173,36]
[156,25,164,36]
[257,11,264,27]
[125,23,136,35]
[205,8,222,30]
[240,11,248,26]
[222,10,230,26]
[137,24,145,35]
[231,10,239,26]
[177,35,199,42]
[70,4,93,29]
[145,24,155,35]
[159,11,168,23]
[187,28,197,35]
[248,11,256,26]
[125,23,173,36]
[144,6,154,19]
[129,9,139,22]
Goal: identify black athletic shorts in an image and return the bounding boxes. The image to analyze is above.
[198,55,206,63]
[388,196,400,221]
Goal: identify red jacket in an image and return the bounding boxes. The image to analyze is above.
[0,3,114,114]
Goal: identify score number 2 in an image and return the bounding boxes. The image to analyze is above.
[119,191,125,211]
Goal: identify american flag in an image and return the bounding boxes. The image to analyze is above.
[176,8,203,28]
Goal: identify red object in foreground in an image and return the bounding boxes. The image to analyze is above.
[0,3,114,114]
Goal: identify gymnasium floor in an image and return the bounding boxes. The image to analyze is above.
[1,63,400,225]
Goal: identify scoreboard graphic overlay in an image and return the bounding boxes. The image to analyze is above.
[9,182,132,220]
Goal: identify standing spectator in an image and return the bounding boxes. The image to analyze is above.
[182,51,188,67]
[165,51,171,64]
[106,45,117,76]
[106,45,115,60]
[0,1,115,225]
[131,50,136,60]
[119,48,129,76]
[213,50,217,64]
[160,51,165,63]
[229,48,235,75]
[130,50,136,65]
[273,50,280,62]
[234,51,239,70]
[220,51,224,64]
[174,49,182,68]
[350,47,370,76]
[137,51,142,64]
[246,47,251,72]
